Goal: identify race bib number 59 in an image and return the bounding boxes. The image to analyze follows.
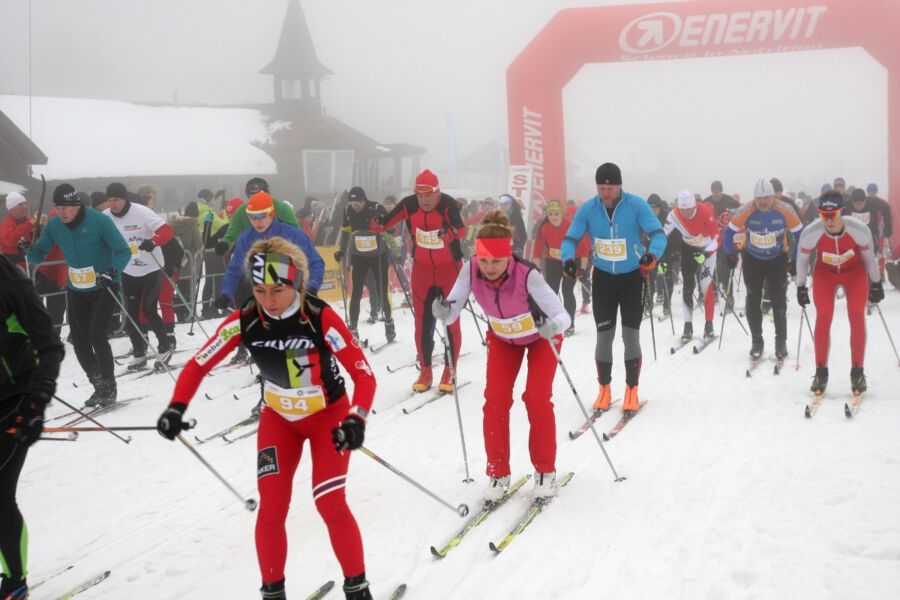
[488,313,536,340]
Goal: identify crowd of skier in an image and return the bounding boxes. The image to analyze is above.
[0,164,895,600]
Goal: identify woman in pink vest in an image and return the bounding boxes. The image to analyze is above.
[432,211,570,503]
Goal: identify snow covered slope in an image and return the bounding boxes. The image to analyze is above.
[20,284,900,599]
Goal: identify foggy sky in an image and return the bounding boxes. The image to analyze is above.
[0,0,889,201]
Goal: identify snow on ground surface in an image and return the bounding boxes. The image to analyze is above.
[20,280,900,599]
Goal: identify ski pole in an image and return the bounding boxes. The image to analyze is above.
[465,300,487,346]
[546,337,624,482]
[105,287,177,382]
[41,425,184,433]
[150,253,208,337]
[189,222,212,336]
[658,270,675,336]
[644,276,657,361]
[52,394,132,444]
[434,322,473,483]
[176,433,258,512]
[336,258,350,323]
[388,252,415,317]
[794,307,807,371]
[874,304,900,366]
[717,268,735,351]
[358,445,469,516]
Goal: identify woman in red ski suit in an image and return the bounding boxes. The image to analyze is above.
[795,191,883,395]
[156,237,377,600]
[433,211,571,502]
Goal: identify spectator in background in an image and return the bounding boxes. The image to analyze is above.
[169,202,203,322]
[770,178,801,216]
[1,192,33,271]
[498,194,527,254]
[138,184,157,210]
[90,191,109,212]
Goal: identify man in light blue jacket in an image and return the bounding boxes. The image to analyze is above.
[561,163,665,414]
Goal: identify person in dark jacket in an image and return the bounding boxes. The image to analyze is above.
[0,255,65,600]
[498,194,528,254]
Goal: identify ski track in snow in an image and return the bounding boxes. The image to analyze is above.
[21,287,900,599]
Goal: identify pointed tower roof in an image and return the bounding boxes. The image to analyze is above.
[260,0,332,78]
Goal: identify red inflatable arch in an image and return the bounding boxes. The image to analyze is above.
[507,0,900,256]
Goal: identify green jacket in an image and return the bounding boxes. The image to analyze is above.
[196,200,227,242]
[221,198,299,247]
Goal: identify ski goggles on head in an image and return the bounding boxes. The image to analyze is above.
[249,252,301,289]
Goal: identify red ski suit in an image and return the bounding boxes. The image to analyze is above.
[796,217,880,369]
[379,193,465,367]
[168,294,376,584]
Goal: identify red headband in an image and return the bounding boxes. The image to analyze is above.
[475,237,512,258]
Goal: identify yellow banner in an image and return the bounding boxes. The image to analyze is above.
[315,245,344,304]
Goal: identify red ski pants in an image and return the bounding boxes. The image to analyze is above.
[812,265,868,369]
[482,330,559,478]
[411,260,461,367]
[255,399,364,584]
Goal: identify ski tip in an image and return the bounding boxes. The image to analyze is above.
[602,433,610,441]
[669,348,676,354]
[745,370,751,378]
[489,542,501,553]
[692,346,700,354]
[430,546,446,558]
[804,406,812,419]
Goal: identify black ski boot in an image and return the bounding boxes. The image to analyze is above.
[775,337,788,360]
[0,575,27,600]
[749,338,764,360]
[343,573,373,600]
[260,578,285,600]
[810,367,828,394]
[366,313,378,325]
[850,366,867,394]
[348,323,359,341]
[702,320,715,341]
[229,344,250,366]
[85,374,103,407]
[384,319,396,343]
[165,323,177,350]
[680,322,693,344]
[94,379,117,408]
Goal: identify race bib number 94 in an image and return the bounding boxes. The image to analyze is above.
[489,313,536,340]
[593,238,627,262]
[68,266,97,289]
[264,381,327,417]
[416,228,444,249]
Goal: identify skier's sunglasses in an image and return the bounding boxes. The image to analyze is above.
[818,209,841,220]
[248,212,270,220]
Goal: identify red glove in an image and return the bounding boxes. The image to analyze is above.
[441,227,457,246]
[638,253,657,278]
[369,217,385,233]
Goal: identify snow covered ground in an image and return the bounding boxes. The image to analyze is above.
[20,281,900,599]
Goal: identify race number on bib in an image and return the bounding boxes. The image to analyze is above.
[68,266,97,290]
[549,248,562,260]
[822,249,855,266]
[263,381,327,418]
[733,231,747,248]
[128,242,139,255]
[488,313,536,340]
[749,231,777,249]
[593,238,627,262]
[416,228,444,250]
[850,212,871,225]
[683,233,706,246]
[354,235,377,252]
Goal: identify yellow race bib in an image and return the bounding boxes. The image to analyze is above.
[68,266,97,290]
[593,238,627,262]
[354,235,377,252]
[416,228,444,250]
[822,249,855,266]
[263,381,327,418]
[548,248,562,260]
[749,231,777,249]
[488,313,537,340]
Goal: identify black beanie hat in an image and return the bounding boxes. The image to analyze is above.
[53,183,81,206]
[348,186,367,202]
[850,188,866,204]
[90,191,107,208]
[770,177,784,193]
[595,163,622,185]
[106,181,128,200]
[184,201,200,217]
[197,188,213,202]
[711,180,723,192]
[647,193,663,207]
[245,177,269,196]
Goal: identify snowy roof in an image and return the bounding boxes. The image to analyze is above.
[0,95,278,180]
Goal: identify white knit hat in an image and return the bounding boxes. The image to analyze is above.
[5,191,26,211]
[676,189,696,210]
[753,179,775,198]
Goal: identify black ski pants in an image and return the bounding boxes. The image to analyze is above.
[348,253,392,327]
[122,271,168,356]
[742,253,788,344]
[68,287,117,382]
[592,268,644,386]
[0,396,29,584]
[542,259,576,324]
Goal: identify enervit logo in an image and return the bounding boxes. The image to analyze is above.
[620,12,681,54]
[619,7,827,55]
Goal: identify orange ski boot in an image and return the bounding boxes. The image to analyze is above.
[412,366,433,392]
[438,365,454,393]
[592,383,611,412]
[623,384,640,413]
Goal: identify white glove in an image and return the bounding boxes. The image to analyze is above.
[537,318,558,340]
[431,297,452,322]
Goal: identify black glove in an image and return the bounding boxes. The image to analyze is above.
[726,254,740,270]
[156,402,187,440]
[97,268,117,288]
[33,271,51,289]
[163,264,177,277]
[869,280,884,304]
[787,260,797,277]
[13,388,52,448]
[213,295,231,311]
[138,239,156,252]
[17,237,32,255]
[562,259,579,278]
[797,285,810,307]
[334,250,345,262]
[214,241,230,256]
[332,415,365,451]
